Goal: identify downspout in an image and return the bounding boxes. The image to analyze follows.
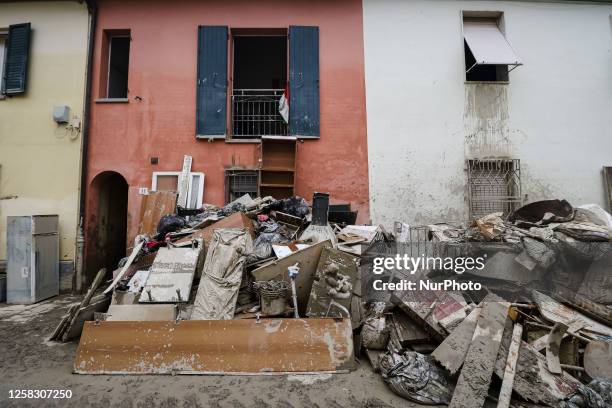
[75,0,97,293]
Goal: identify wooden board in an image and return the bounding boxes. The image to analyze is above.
[432,306,481,374]
[175,212,254,247]
[306,248,359,318]
[138,191,178,236]
[74,318,354,374]
[449,300,510,408]
[251,240,332,316]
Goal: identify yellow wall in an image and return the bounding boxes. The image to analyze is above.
[0,1,89,264]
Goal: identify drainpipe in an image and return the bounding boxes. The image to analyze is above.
[75,0,97,293]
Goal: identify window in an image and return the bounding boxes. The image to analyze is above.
[196,25,320,139]
[1,23,31,95]
[232,34,288,138]
[462,13,521,82]
[467,159,521,220]
[151,172,205,209]
[0,30,7,98]
[100,30,130,99]
[225,169,258,203]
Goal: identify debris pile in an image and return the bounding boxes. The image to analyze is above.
[51,194,612,405]
[358,199,612,407]
[56,191,367,374]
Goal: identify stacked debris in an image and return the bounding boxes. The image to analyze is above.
[357,200,612,407]
[55,190,384,375]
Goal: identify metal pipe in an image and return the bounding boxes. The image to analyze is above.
[75,0,97,293]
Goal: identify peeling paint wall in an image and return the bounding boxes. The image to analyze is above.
[0,2,89,269]
[363,0,612,228]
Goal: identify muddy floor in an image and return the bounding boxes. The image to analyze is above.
[0,295,423,408]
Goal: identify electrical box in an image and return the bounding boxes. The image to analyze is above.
[53,105,70,123]
[7,215,59,304]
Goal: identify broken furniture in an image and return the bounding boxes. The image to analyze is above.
[258,136,297,199]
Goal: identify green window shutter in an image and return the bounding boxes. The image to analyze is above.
[3,23,31,95]
[196,26,228,138]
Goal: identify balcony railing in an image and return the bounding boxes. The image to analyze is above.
[232,89,289,137]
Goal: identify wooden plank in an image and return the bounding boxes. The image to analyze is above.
[177,155,192,208]
[107,304,176,321]
[63,294,112,341]
[175,212,254,247]
[494,322,582,405]
[497,323,523,408]
[74,318,354,374]
[138,191,177,236]
[449,300,510,408]
[546,322,568,374]
[603,166,612,213]
[251,240,332,316]
[432,306,481,374]
[50,268,106,341]
[103,241,144,294]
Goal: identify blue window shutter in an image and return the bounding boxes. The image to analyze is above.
[196,26,228,138]
[289,26,320,138]
[3,23,31,95]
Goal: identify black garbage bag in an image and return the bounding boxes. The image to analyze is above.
[270,196,310,218]
[251,221,290,260]
[157,214,187,236]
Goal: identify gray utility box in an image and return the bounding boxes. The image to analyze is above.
[7,215,59,304]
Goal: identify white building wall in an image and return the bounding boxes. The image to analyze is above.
[363,0,612,228]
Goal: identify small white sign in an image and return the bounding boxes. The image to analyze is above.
[138,187,149,195]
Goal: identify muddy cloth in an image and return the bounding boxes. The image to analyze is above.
[191,228,253,320]
[270,196,310,218]
[560,379,612,408]
[379,351,454,405]
[156,214,187,236]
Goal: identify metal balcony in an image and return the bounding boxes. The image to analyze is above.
[232,89,288,137]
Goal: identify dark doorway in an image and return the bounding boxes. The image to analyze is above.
[232,36,288,137]
[87,171,128,284]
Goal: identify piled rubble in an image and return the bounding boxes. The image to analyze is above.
[51,194,612,406]
[360,199,612,407]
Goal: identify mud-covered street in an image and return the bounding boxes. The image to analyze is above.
[0,295,419,408]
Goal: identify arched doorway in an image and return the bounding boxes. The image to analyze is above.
[86,171,128,285]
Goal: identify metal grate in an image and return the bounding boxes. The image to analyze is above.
[232,89,288,137]
[467,159,521,220]
[225,170,258,203]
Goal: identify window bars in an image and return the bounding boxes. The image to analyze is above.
[232,89,288,137]
[467,159,521,220]
[225,169,258,203]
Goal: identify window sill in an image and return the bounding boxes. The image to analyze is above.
[464,81,509,85]
[95,98,129,103]
[195,136,320,143]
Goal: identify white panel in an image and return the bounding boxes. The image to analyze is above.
[464,21,521,66]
